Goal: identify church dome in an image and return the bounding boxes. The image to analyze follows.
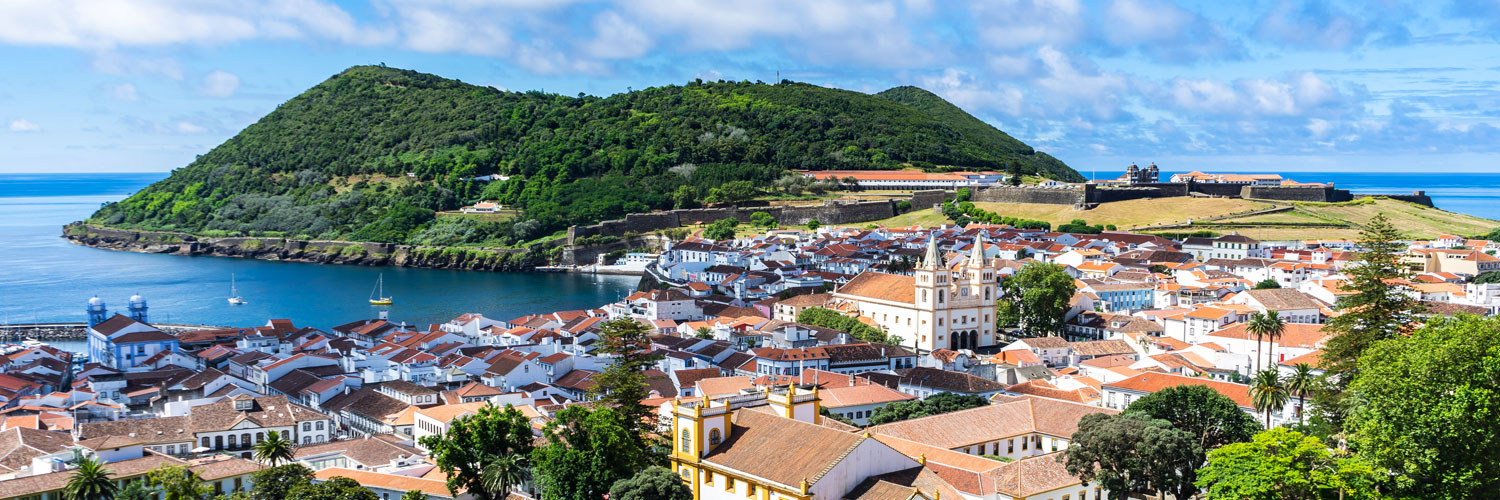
[129,294,144,304]
[87,296,104,306]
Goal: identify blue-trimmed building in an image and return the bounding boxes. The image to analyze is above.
[88,314,180,371]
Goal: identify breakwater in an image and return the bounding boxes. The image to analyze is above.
[0,323,223,341]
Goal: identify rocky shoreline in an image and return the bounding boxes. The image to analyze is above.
[63,223,541,272]
[0,323,223,341]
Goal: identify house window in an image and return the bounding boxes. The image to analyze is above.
[242,433,251,448]
[1021,437,1028,451]
[710,429,722,447]
[257,432,265,443]
[317,421,325,430]
[227,434,237,448]
[202,437,211,449]
[680,429,691,453]
[303,422,312,432]
[304,436,312,444]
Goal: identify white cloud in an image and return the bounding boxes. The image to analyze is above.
[581,11,653,59]
[9,119,41,132]
[90,52,184,80]
[175,121,208,134]
[0,0,382,49]
[104,82,139,101]
[972,0,1084,51]
[200,70,240,98]
[1163,72,1343,117]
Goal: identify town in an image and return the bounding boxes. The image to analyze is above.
[0,192,1492,500]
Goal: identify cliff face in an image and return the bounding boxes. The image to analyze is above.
[63,223,537,271]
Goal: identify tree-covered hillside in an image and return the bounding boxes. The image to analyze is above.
[90,65,1081,244]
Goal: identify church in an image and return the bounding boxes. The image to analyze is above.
[830,237,998,353]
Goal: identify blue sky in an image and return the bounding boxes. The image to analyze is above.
[3,0,1500,175]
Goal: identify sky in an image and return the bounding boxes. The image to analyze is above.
[3,0,1500,175]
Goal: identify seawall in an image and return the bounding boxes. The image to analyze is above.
[63,223,540,271]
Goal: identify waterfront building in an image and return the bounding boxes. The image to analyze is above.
[86,314,180,371]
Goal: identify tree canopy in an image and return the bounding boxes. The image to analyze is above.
[418,404,536,500]
[866,392,988,426]
[89,66,1080,244]
[1063,412,1196,500]
[1124,384,1262,500]
[249,464,315,500]
[1195,428,1381,500]
[796,307,894,344]
[608,467,694,500]
[532,406,659,500]
[996,261,1076,335]
[1347,314,1500,499]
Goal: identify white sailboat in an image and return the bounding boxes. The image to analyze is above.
[369,273,393,305]
[228,274,246,305]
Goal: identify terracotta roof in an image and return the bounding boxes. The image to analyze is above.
[836,272,916,304]
[1104,372,1254,408]
[819,384,915,408]
[1206,322,1328,349]
[1243,288,1324,310]
[1068,340,1135,357]
[294,434,423,468]
[986,452,1089,497]
[870,396,1116,448]
[0,455,181,499]
[0,427,72,472]
[315,467,456,497]
[702,409,876,488]
[695,376,755,398]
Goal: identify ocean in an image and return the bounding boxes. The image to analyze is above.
[1,171,1496,336]
[0,173,639,334]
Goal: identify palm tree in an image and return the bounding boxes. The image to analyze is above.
[1250,369,1290,428]
[253,430,296,466]
[1261,311,1286,369]
[1246,311,1284,372]
[1285,362,1317,426]
[64,455,117,500]
[480,452,531,500]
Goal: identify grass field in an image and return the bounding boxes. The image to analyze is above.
[970,197,1273,229]
[1177,198,1498,240]
[854,195,1497,241]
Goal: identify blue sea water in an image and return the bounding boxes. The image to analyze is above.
[1159,171,1500,222]
[0,173,639,332]
[1,171,1495,333]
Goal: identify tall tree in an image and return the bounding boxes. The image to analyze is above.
[532,406,658,500]
[1347,314,1500,499]
[249,464,315,500]
[480,453,531,500]
[1318,214,1421,426]
[1063,413,1187,500]
[608,467,694,500]
[590,318,667,443]
[400,490,427,500]
[147,464,210,500]
[996,261,1077,336]
[1283,363,1317,427]
[1247,311,1285,372]
[1250,370,1289,429]
[253,429,296,466]
[63,456,117,500]
[1195,428,1382,500]
[418,404,535,500]
[1125,384,1262,500]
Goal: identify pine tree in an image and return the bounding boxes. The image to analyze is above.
[1317,214,1422,428]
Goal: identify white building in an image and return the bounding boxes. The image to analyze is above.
[831,238,998,352]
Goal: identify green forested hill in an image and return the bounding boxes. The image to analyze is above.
[90,65,1081,245]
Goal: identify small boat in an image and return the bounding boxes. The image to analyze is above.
[369,273,393,305]
[228,274,247,305]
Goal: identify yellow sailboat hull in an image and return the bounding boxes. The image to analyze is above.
[370,298,393,305]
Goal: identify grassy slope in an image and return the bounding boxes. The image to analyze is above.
[857,196,1497,240]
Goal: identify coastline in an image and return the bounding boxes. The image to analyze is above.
[0,322,227,341]
[63,222,542,272]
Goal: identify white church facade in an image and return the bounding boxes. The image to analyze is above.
[830,237,998,352]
